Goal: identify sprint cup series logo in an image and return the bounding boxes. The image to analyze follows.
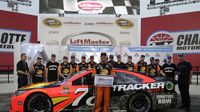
[43,18,62,28]
[147,31,174,46]
[115,19,134,29]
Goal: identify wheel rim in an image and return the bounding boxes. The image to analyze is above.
[30,99,46,112]
[131,95,149,111]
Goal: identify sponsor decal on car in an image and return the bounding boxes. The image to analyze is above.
[156,94,174,104]
[115,19,134,29]
[113,82,165,91]
[43,18,62,28]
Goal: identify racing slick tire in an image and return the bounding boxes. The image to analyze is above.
[24,93,52,112]
[127,92,151,112]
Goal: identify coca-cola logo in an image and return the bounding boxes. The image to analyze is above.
[77,1,103,12]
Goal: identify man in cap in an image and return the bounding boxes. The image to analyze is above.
[46,54,60,82]
[108,54,115,66]
[125,56,134,72]
[76,55,89,72]
[177,54,192,112]
[155,59,162,70]
[59,56,72,79]
[30,57,46,83]
[88,55,97,69]
[114,55,125,69]
[70,55,77,75]
[147,57,160,78]
[161,56,177,82]
[134,55,148,75]
[93,52,115,112]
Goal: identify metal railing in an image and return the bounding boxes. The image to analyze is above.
[0,65,13,83]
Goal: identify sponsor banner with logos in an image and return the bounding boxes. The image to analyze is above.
[0,29,31,52]
[146,30,200,54]
[39,16,139,47]
[122,46,173,65]
[39,0,140,15]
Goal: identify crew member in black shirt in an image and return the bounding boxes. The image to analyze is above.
[134,55,148,75]
[17,53,29,88]
[88,55,97,69]
[46,54,60,82]
[30,57,46,83]
[147,57,160,78]
[125,56,134,71]
[161,56,177,82]
[76,56,89,72]
[108,54,115,66]
[70,55,77,75]
[114,55,125,69]
[177,54,192,112]
[59,56,71,79]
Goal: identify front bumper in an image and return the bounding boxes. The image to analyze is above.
[10,95,24,112]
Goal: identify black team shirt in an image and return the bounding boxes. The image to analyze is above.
[46,61,59,81]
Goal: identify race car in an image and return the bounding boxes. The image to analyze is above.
[10,69,177,112]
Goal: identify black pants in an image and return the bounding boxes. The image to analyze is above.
[32,77,44,83]
[18,75,28,88]
[178,80,190,108]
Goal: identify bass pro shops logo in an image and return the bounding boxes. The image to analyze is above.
[147,31,174,46]
[43,18,62,28]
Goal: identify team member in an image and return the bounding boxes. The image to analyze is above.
[125,56,134,71]
[155,59,162,70]
[70,55,77,74]
[88,55,97,69]
[76,56,89,72]
[30,57,46,83]
[134,55,148,75]
[108,54,115,66]
[161,56,177,82]
[46,54,60,82]
[16,53,29,88]
[93,52,115,112]
[114,55,125,69]
[59,56,71,79]
[147,57,160,78]
[177,54,192,112]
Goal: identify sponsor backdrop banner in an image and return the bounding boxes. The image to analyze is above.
[122,46,173,65]
[0,29,31,52]
[146,30,200,54]
[39,0,140,15]
[39,15,140,47]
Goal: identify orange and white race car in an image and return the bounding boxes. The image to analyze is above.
[10,69,177,112]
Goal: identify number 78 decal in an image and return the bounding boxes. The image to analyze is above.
[72,88,95,106]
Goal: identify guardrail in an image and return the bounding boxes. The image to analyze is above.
[0,65,13,83]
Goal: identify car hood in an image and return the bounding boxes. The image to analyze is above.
[18,82,60,91]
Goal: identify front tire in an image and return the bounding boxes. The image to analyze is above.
[127,92,151,112]
[24,93,52,112]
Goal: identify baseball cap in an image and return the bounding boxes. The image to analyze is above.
[71,55,75,59]
[63,56,68,59]
[37,57,42,60]
[179,54,184,57]
[141,55,145,58]
[82,55,86,58]
[167,56,172,59]
[90,55,94,58]
[150,57,155,60]
[155,59,160,61]
[128,56,132,58]
[51,54,56,57]
[101,52,107,57]
[109,54,114,58]
[117,55,121,58]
